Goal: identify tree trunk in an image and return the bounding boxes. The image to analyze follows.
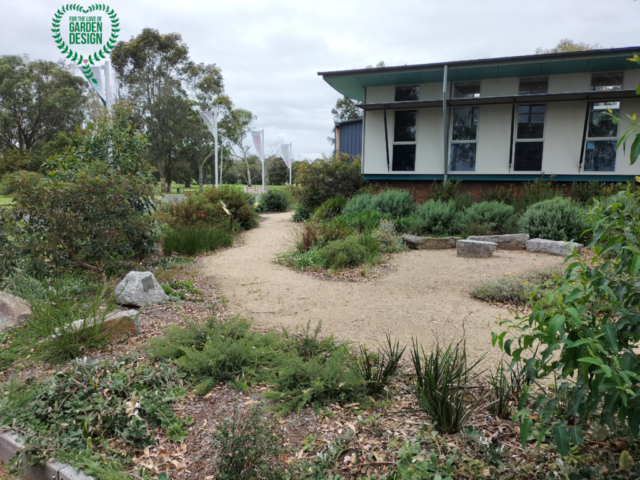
[243,155,252,187]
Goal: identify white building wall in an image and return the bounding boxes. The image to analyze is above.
[416,108,444,174]
[624,70,640,90]
[480,78,519,97]
[366,86,394,103]
[419,82,445,101]
[548,73,590,93]
[362,110,389,174]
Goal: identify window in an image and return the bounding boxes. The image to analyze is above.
[395,85,419,102]
[519,77,548,95]
[449,107,478,171]
[590,72,623,92]
[453,81,481,99]
[392,110,417,171]
[513,105,545,171]
[584,102,619,172]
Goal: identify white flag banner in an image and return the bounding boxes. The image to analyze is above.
[200,111,218,141]
[281,143,291,168]
[251,130,264,163]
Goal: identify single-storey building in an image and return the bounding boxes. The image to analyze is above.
[334,118,363,157]
[319,47,640,198]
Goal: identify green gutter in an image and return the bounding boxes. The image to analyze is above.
[364,174,636,182]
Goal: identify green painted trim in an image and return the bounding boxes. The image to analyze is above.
[364,174,636,182]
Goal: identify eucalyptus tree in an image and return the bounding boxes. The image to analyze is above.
[219,108,257,187]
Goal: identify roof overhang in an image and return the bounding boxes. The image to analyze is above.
[357,89,639,111]
[319,47,640,102]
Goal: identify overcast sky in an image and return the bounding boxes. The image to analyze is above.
[2,0,639,160]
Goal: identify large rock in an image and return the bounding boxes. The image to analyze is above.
[54,310,140,341]
[114,272,168,307]
[0,292,31,330]
[526,238,583,256]
[402,235,461,250]
[456,239,497,258]
[466,234,529,251]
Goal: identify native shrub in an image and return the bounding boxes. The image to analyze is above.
[430,180,461,202]
[570,181,627,204]
[371,189,415,218]
[357,334,406,396]
[312,197,347,222]
[371,219,405,253]
[257,189,290,212]
[330,209,383,233]
[343,193,374,216]
[518,197,589,241]
[0,170,42,195]
[407,199,463,236]
[292,204,314,222]
[11,162,156,282]
[296,155,366,209]
[165,186,257,230]
[462,201,517,236]
[493,191,640,455]
[318,236,368,269]
[517,177,563,212]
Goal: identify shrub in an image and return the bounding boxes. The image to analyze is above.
[357,335,405,396]
[295,221,321,253]
[462,201,517,236]
[518,177,563,212]
[274,246,324,271]
[410,340,483,434]
[257,189,290,212]
[493,191,640,455]
[292,204,314,222]
[486,362,513,420]
[11,162,156,282]
[329,209,383,233]
[371,219,405,253]
[214,404,290,480]
[162,224,233,256]
[371,189,415,218]
[343,193,374,216]
[282,320,341,359]
[430,180,461,201]
[164,186,257,230]
[296,155,366,209]
[570,181,628,204]
[484,185,518,206]
[312,197,347,222]
[470,267,562,306]
[0,170,42,195]
[518,197,589,241]
[318,236,368,269]
[407,199,463,236]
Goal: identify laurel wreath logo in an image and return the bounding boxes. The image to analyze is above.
[51,4,120,84]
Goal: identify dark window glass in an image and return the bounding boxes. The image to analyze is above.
[449,143,476,171]
[519,77,548,95]
[452,107,478,141]
[395,86,420,102]
[513,142,544,171]
[517,105,545,139]
[584,141,616,171]
[394,110,417,142]
[590,72,623,91]
[392,144,416,171]
[588,102,619,138]
[453,81,481,99]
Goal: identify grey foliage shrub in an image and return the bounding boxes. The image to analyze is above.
[318,236,367,269]
[462,201,517,235]
[343,193,374,216]
[312,197,347,222]
[371,189,415,218]
[407,199,463,236]
[518,197,589,241]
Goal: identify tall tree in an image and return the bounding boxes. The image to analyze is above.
[0,56,87,154]
[536,39,602,54]
[219,108,257,186]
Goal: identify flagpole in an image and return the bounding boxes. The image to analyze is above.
[261,130,265,194]
[214,110,219,189]
[289,143,292,186]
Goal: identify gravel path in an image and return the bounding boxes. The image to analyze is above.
[200,212,564,363]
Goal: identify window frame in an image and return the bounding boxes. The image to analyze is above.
[449,106,479,172]
[511,103,547,173]
[395,85,420,102]
[452,81,481,99]
[582,100,621,173]
[391,108,418,172]
[518,76,549,95]
[589,71,624,92]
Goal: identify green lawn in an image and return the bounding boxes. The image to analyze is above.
[166,183,288,194]
[0,196,13,205]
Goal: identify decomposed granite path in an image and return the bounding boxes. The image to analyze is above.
[200,212,564,364]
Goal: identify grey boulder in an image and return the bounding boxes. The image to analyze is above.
[526,238,583,256]
[456,239,497,258]
[114,272,168,307]
[0,292,31,331]
[402,235,461,250]
[466,234,529,251]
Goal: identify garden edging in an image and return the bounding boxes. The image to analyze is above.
[0,430,94,480]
